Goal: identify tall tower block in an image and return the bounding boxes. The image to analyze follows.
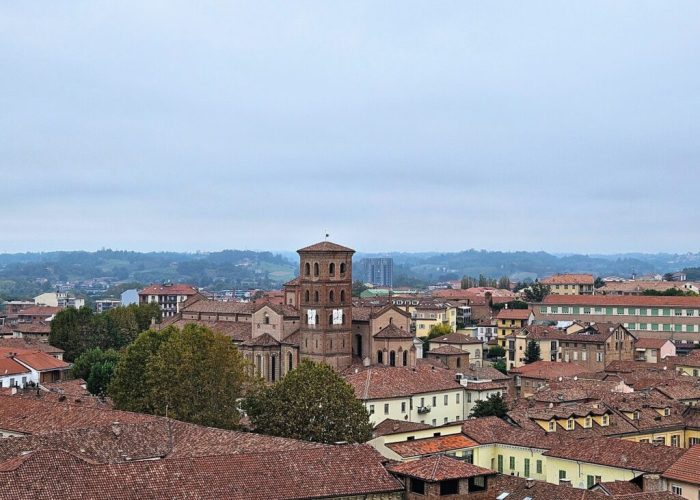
[297,241,354,370]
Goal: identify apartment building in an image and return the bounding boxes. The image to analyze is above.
[138,283,200,318]
[535,295,700,342]
[540,274,595,295]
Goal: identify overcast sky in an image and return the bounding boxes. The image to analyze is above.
[1,2,698,254]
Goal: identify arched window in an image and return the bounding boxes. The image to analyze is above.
[305,290,310,302]
[287,352,293,372]
[329,290,335,302]
[340,262,346,274]
[456,357,461,368]
[329,263,335,275]
[314,263,320,276]
[329,313,333,325]
[255,355,262,377]
[389,351,396,367]
[270,356,276,382]
[377,350,383,364]
[403,351,408,366]
[340,290,345,302]
[314,291,319,302]
[263,314,269,325]
[389,317,393,324]
[305,262,310,276]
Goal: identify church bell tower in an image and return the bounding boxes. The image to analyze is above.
[297,241,354,370]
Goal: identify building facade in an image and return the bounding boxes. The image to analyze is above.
[360,258,394,288]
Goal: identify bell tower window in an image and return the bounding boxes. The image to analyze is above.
[329,263,335,275]
[305,262,311,276]
[314,263,320,276]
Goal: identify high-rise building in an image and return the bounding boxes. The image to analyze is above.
[361,257,393,287]
[298,241,354,370]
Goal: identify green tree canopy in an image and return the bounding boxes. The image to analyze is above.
[72,347,120,395]
[524,340,542,364]
[244,360,372,444]
[423,323,453,351]
[488,345,506,358]
[492,359,507,375]
[497,276,511,290]
[109,324,247,429]
[469,393,509,418]
[49,303,161,361]
[522,282,551,302]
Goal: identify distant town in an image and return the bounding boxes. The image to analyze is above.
[1,240,700,499]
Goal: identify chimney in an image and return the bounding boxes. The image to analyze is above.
[111,422,122,437]
[559,478,572,487]
[525,478,535,489]
[642,474,664,492]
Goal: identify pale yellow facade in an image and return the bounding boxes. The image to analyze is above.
[363,389,465,427]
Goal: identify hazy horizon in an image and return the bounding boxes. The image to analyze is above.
[2,1,699,254]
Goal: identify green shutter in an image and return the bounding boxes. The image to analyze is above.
[663,324,671,332]
[606,307,613,315]
[497,455,503,473]
[536,460,542,474]
[573,307,580,314]
[587,475,595,488]
[524,458,530,477]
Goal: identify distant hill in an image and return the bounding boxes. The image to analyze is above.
[1,248,698,301]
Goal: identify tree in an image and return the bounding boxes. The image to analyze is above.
[461,276,478,289]
[524,340,541,364]
[71,347,119,381]
[492,359,507,375]
[497,276,511,290]
[423,323,453,352]
[469,393,509,418]
[87,358,117,396]
[352,281,369,297]
[594,277,605,289]
[49,306,100,361]
[110,324,247,430]
[488,345,505,358]
[109,327,172,413]
[244,360,372,444]
[522,282,550,302]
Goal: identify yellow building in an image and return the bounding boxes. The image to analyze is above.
[496,308,533,347]
[414,303,457,338]
[541,274,595,295]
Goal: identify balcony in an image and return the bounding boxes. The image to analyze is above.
[417,405,432,414]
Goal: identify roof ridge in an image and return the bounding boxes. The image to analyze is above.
[431,454,441,480]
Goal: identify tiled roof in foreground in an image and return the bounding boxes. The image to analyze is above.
[0,445,401,500]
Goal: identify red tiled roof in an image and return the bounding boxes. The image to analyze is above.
[510,360,591,380]
[0,358,30,376]
[431,332,483,345]
[663,444,700,485]
[160,319,252,342]
[595,480,642,495]
[0,445,401,499]
[635,338,671,349]
[11,322,51,334]
[542,294,700,307]
[541,274,595,285]
[374,324,412,339]
[0,339,63,354]
[386,434,478,457]
[373,419,432,437]
[344,365,461,400]
[496,308,532,320]
[543,436,686,473]
[387,454,492,481]
[427,345,465,355]
[11,352,69,372]
[297,241,355,253]
[138,284,198,296]
[17,306,62,316]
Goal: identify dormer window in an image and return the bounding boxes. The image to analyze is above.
[601,414,609,426]
[567,418,575,430]
[664,407,671,416]
[634,410,641,421]
[584,416,592,428]
[548,421,555,432]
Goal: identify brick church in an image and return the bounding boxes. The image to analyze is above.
[163,240,418,381]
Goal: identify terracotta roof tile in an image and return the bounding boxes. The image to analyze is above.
[496,308,532,320]
[17,306,62,316]
[297,241,355,253]
[373,419,432,437]
[510,360,592,380]
[344,365,461,400]
[0,445,401,500]
[386,434,478,458]
[0,357,30,376]
[543,436,686,473]
[541,274,595,285]
[427,345,466,355]
[663,444,700,485]
[635,338,671,349]
[387,454,492,481]
[373,324,412,339]
[431,332,483,344]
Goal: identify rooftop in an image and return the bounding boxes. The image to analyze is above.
[297,241,355,253]
[372,419,432,437]
[386,434,478,458]
[344,365,461,400]
[387,454,492,481]
[542,294,700,307]
[541,274,595,285]
[510,360,591,380]
[430,332,483,345]
[663,444,700,485]
[138,284,199,296]
[496,308,532,320]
